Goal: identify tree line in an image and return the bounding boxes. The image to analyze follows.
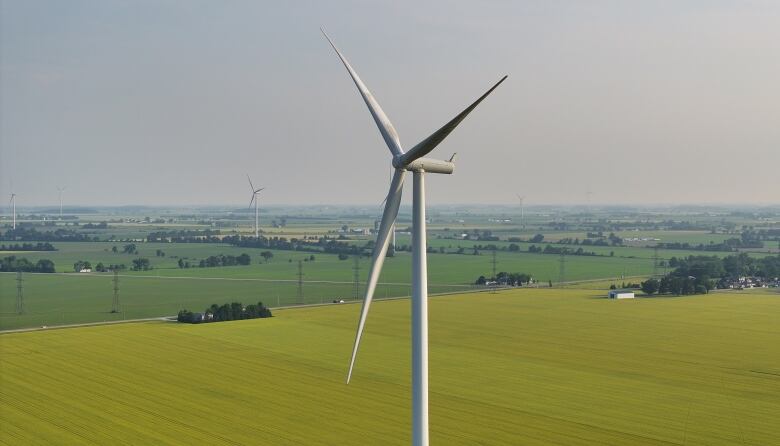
[641,253,780,296]
[1,256,56,273]
[177,301,272,323]
[475,272,533,286]
[1,227,96,242]
[0,242,57,251]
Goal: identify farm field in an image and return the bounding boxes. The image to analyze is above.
[1,244,659,330]
[1,288,779,444]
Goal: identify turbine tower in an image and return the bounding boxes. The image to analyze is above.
[516,193,525,228]
[324,31,506,446]
[57,186,66,219]
[9,193,16,229]
[246,175,264,238]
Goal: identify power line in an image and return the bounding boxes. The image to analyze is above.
[16,270,24,314]
[353,256,361,300]
[297,260,304,304]
[653,246,660,278]
[111,269,120,313]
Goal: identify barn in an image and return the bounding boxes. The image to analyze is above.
[608,290,635,299]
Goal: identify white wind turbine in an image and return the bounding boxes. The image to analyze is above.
[57,186,66,219]
[9,193,17,229]
[324,31,506,446]
[517,193,525,228]
[247,175,264,238]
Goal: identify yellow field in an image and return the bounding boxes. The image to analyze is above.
[1,288,779,445]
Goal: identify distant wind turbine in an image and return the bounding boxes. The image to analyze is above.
[57,186,66,219]
[516,193,525,228]
[9,193,16,229]
[324,30,506,446]
[247,175,264,238]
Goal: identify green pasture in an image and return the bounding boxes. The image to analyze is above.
[1,242,662,330]
[1,288,779,444]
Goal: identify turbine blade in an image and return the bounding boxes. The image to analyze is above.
[322,29,404,158]
[347,169,406,383]
[247,174,255,192]
[400,75,507,165]
[254,188,265,194]
[248,194,256,209]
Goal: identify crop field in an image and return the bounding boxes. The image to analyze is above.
[1,288,778,444]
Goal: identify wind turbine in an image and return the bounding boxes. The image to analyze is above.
[57,186,66,219]
[9,193,16,229]
[247,175,264,238]
[516,194,525,228]
[324,31,506,446]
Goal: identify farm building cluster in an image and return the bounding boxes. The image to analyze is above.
[718,276,780,289]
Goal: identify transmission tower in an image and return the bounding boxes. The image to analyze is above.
[111,269,120,313]
[16,270,24,314]
[558,250,566,286]
[353,256,361,300]
[490,249,498,292]
[297,260,304,304]
[653,246,660,278]
[491,249,498,279]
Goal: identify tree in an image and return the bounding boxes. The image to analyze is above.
[35,259,56,273]
[111,245,118,253]
[641,278,659,295]
[178,258,185,268]
[131,258,151,271]
[529,234,545,243]
[73,260,92,272]
[260,251,273,263]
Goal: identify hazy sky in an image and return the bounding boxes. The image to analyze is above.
[2,0,779,207]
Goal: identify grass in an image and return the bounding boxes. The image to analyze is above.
[1,243,657,330]
[1,288,779,445]
[1,238,772,330]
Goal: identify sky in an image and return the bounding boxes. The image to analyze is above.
[1,0,779,207]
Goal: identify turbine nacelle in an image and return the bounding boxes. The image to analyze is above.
[394,156,454,174]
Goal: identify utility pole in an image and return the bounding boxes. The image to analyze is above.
[16,270,24,314]
[297,260,304,305]
[111,269,120,313]
[353,255,361,300]
[558,250,566,286]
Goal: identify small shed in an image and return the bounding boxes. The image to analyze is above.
[608,290,635,299]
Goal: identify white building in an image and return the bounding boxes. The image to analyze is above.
[608,290,635,299]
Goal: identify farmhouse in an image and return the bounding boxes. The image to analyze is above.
[79,267,92,273]
[608,290,635,299]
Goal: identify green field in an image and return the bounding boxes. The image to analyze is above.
[1,288,779,444]
[2,241,663,330]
